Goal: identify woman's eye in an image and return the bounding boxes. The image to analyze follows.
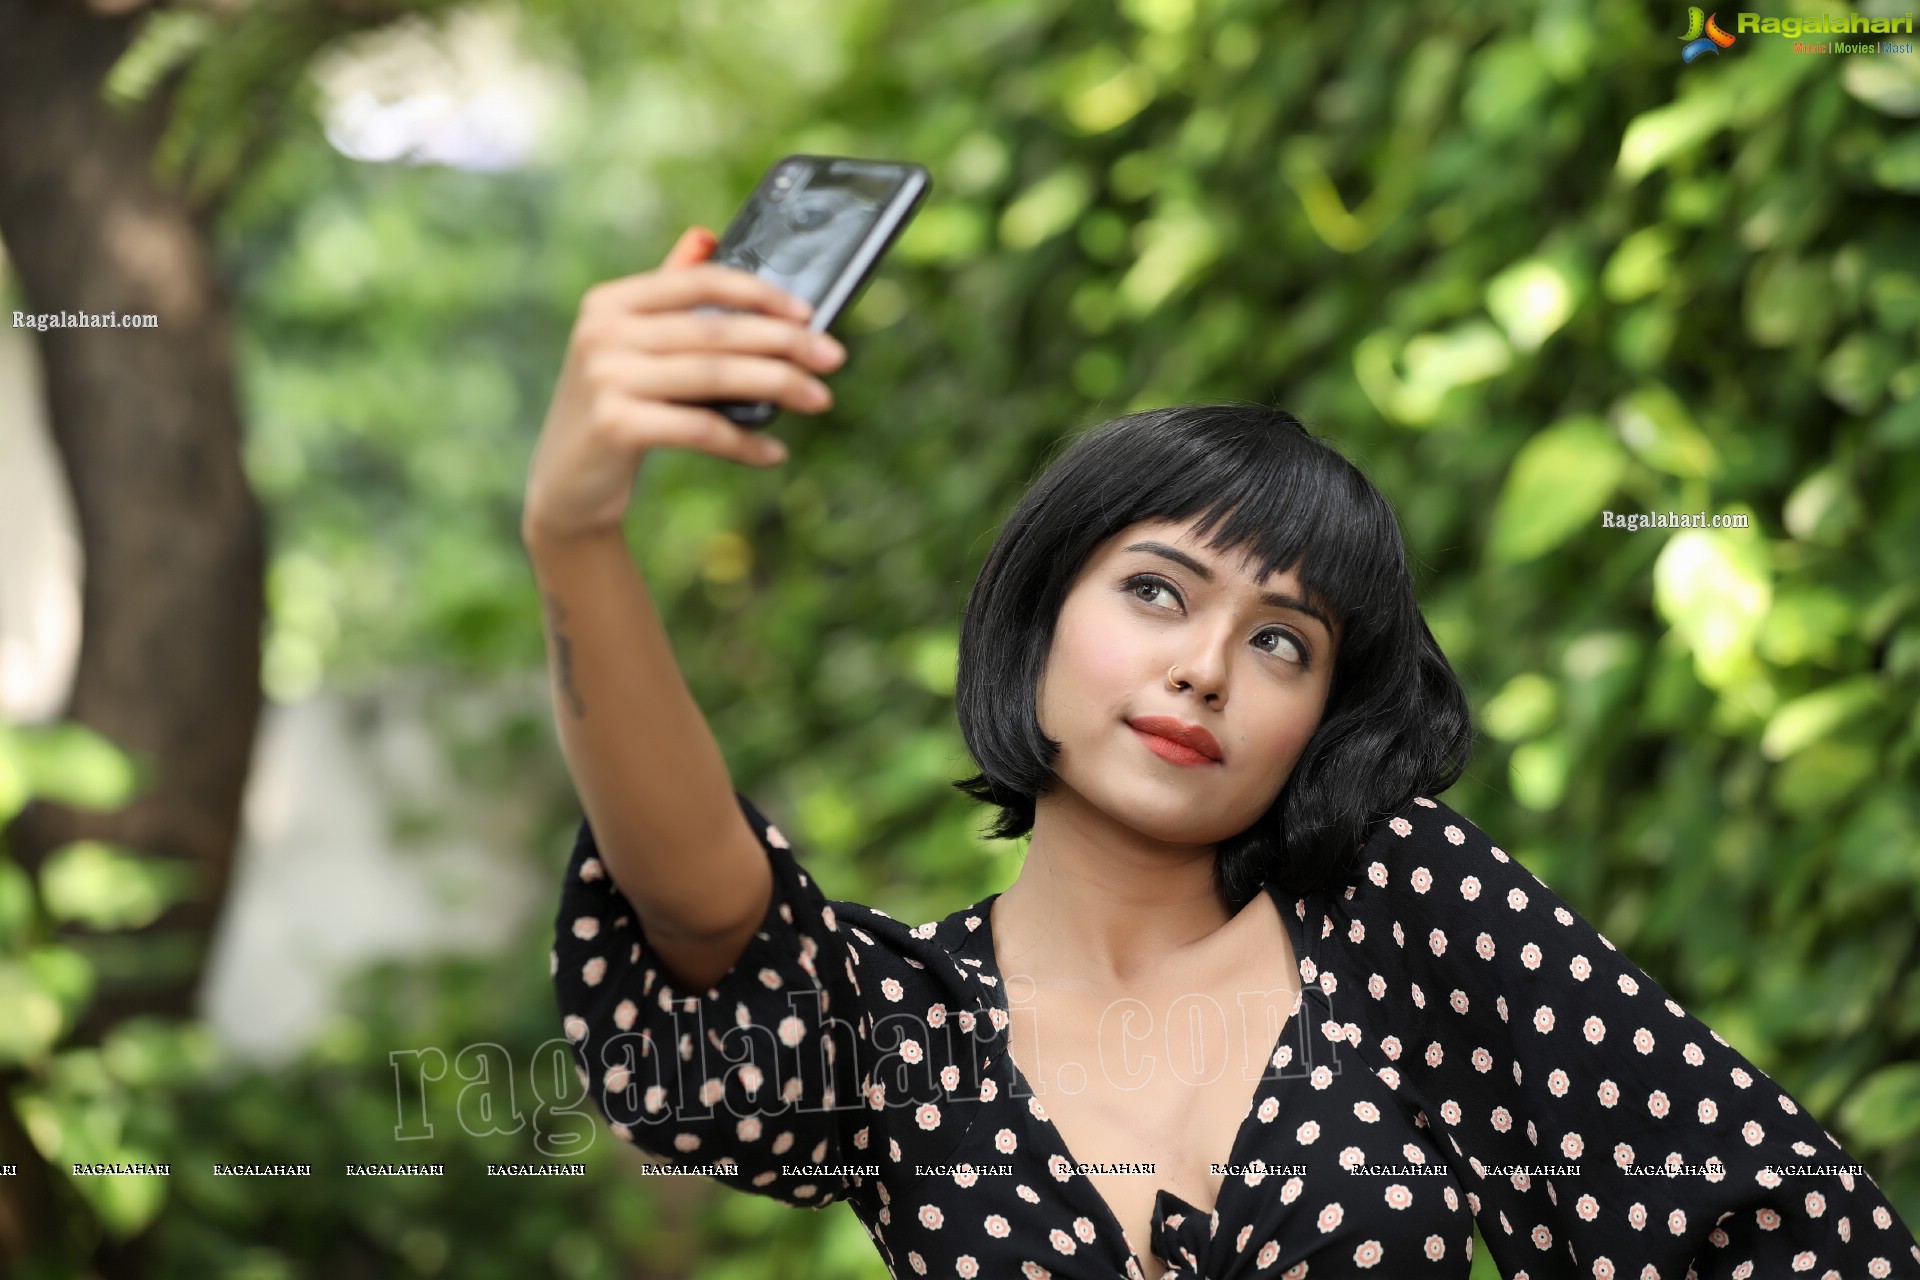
[1257,630,1307,663]
[1129,577,1173,607]
[1122,575,1308,666]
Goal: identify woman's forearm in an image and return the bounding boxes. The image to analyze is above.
[526,525,773,960]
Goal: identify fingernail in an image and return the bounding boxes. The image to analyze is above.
[765,438,789,462]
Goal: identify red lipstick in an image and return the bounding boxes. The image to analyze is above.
[1126,716,1224,765]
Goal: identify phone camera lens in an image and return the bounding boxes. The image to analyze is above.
[767,161,805,202]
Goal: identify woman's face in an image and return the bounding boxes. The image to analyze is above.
[1033,518,1340,849]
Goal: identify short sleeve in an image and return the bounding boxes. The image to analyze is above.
[1328,797,1920,1279]
[551,791,869,1208]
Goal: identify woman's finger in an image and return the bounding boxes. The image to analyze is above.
[636,263,813,319]
[585,348,833,416]
[659,226,718,271]
[602,395,790,468]
[598,309,843,370]
[581,263,807,324]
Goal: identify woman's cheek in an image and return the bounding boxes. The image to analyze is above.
[1257,706,1320,772]
[1078,631,1138,691]
[1060,606,1137,691]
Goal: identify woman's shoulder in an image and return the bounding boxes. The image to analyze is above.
[818,888,950,955]
[730,789,1000,993]
[1351,793,1534,890]
[1327,792,1639,987]
[738,840,1000,1012]
[1331,793,1569,941]
[825,890,1006,1010]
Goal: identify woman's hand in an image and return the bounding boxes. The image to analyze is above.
[521,226,847,547]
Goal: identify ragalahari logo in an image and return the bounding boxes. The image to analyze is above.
[1680,8,1738,61]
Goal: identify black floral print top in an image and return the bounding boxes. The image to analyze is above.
[552,792,1920,1279]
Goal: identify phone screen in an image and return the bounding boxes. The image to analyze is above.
[709,160,907,310]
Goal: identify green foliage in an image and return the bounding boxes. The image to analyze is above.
[11,0,1914,1272]
[0,720,186,1248]
[1,717,880,1276]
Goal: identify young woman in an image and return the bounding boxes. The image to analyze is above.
[526,229,1920,1279]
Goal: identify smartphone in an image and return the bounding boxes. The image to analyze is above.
[694,154,930,428]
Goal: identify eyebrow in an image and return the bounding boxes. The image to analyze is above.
[1122,541,1335,637]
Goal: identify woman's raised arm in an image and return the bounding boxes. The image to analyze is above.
[527,529,768,990]
[522,227,846,990]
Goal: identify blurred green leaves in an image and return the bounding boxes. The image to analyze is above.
[14,1047,171,1236]
[1486,256,1582,352]
[0,723,151,1066]
[1761,676,1884,760]
[1483,673,1560,742]
[1,721,141,816]
[1843,1062,1920,1151]
[1056,44,1156,134]
[0,957,65,1065]
[1653,525,1772,690]
[1355,322,1513,426]
[1119,201,1226,314]
[999,164,1095,249]
[1488,417,1627,563]
[1612,384,1719,478]
[40,842,197,931]
[1603,227,1678,305]
[0,714,213,1255]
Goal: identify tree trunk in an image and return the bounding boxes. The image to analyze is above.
[0,0,262,1273]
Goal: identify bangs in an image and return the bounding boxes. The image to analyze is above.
[1055,401,1408,655]
[1153,453,1404,653]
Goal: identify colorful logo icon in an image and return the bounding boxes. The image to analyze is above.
[1681,8,1738,61]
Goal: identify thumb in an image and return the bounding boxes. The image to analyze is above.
[660,226,718,270]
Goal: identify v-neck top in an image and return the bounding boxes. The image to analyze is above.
[551,793,1920,1279]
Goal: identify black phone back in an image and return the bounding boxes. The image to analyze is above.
[699,155,929,427]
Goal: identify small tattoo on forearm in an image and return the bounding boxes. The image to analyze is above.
[542,594,587,719]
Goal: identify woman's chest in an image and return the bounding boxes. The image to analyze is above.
[1010,981,1300,1265]
[870,892,1472,1276]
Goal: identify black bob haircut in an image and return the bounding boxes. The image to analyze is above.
[950,401,1475,907]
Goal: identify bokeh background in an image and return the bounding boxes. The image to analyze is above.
[2,0,1917,1275]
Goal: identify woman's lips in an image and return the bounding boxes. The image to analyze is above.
[1126,715,1223,762]
[1129,724,1222,767]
